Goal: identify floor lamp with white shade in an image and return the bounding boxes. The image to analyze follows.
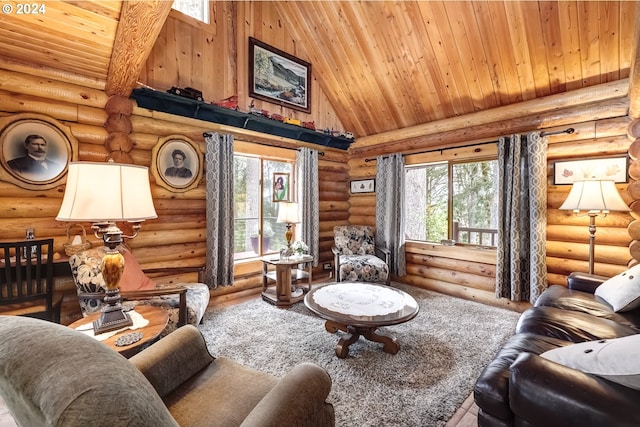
[559,179,630,274]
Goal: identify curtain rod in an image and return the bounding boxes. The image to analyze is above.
[202,132,324,156]
[364,127,574,163]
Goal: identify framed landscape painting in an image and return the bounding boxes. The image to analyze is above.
[249,37,311,113]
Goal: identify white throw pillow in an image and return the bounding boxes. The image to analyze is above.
[540,335,640,390]
[594,264,640,312]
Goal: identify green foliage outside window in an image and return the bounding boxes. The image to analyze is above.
[405,159,498,245]
[233,155,292,260]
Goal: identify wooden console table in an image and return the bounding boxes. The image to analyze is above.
[261,255,313,308]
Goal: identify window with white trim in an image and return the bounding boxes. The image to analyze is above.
[172,0,209,24]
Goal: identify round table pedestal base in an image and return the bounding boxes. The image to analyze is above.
[325,320,399,359]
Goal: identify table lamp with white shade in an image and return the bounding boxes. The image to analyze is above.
[559,179,629,274]
[277,202,300,249]
[56,161,157,333]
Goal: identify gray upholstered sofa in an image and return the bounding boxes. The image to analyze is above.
[0,316,335,427]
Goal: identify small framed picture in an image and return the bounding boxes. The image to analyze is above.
[0,113,77,190]
[553,156,628,185]
[273,172,291,202]
[350,179,375,194]
[151,135,203,192]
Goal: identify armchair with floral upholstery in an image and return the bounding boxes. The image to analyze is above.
[69,246,210,334]
[332,225,390,285]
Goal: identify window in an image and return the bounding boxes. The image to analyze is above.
[234,155,293,260]
[405,159,499,246]
[172,0,209,24]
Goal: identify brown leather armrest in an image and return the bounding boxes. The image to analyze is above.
[567,271,608,294]
[510,352,640,427]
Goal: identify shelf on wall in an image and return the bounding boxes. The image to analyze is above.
[131,88,354,150]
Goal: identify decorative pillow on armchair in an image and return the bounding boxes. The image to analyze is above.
[119,247,156,291]
[70,246,156,294]
[594,264,640,312]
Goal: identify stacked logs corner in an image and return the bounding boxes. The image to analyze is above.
[104,95,135,164]
[627,118,640,266]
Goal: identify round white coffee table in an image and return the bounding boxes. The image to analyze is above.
[304,282,419,358]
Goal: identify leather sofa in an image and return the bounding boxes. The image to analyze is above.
[474,272,640,427]
[0,316,335,427]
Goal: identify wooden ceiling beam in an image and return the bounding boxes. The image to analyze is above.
[105,0,173,97]
[629,2,640,119]
[352,79,629,151]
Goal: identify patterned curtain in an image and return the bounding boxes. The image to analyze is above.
[375,153,406,277]
[296,147,320,266]
[204,132,234,288]
[496,132,548,303]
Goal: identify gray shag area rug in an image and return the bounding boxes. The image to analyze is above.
[198,283,520,427]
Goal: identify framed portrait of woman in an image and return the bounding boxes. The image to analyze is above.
[272,172,291,202]
[151,135,203,192]
[0,113,78,190]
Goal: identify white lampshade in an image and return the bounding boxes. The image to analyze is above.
[277,202,300,224]
[559,179,630,213]
[56,162,157,222]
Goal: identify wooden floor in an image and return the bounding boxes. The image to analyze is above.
[445,393,479,427]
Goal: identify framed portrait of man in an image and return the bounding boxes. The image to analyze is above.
[0,113,77,190]
[151,135,203,192]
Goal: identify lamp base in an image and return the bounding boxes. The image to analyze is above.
[285,223,293,247]
[93,304,133,334]
[94,234,132,334]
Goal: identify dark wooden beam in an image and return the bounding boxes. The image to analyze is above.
[105,0,173,97]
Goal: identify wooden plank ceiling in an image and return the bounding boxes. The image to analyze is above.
[276,1,638,137]
[0,1,637,138]
[0,1,121,83]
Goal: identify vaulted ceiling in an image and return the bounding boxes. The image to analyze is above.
[0,1,638,139]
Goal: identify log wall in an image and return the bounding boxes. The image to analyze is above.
[547,119,633,282]
[0,66,348,322]
[347,90,633,312]
[0,4,356,322]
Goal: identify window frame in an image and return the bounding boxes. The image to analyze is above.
[233,142,296,261]
[170,0,215,33]
[404,145,499,247]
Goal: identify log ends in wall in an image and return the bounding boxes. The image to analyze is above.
[628,118,640,267]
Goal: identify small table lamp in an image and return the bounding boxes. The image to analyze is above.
[559,179,629,274]
[277,202,300,248]
[56,161,157,333]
